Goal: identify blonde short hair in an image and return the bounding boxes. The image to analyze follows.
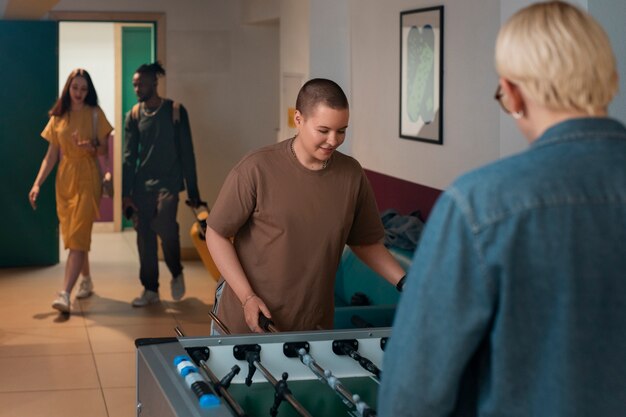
[495,1,618,115]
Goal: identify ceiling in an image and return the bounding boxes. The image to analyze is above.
[2,0,60,19]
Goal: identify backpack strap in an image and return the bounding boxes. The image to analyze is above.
[91,108,99,146]
[131,103,141,121]
[172,101,181,124]
[131,101,179,123]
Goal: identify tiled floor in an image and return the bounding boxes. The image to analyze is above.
[0,231,217,417]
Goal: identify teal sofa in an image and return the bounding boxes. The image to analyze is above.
[334,246,414,329]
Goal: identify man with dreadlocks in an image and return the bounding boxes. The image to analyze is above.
[123,62,202,307]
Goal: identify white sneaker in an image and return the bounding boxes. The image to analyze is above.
[132,290,160,307]
[52,291,70,313]
[76,276,94,299]
[171,273,185,301]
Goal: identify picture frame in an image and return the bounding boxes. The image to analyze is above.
[399,6,444,144]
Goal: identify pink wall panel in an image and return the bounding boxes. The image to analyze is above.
[364,169,442,220]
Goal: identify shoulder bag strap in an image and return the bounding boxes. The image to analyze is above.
[91,108,99,147]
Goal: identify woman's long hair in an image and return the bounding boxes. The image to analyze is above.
[49,68,99,117]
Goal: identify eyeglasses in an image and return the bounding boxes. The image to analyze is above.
[494,85,511,114]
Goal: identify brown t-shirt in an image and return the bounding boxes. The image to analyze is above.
[207,138,384,333]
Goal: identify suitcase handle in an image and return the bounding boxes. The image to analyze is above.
[185,199,209,216]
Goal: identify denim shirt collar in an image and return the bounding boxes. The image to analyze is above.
[531,117,626,149]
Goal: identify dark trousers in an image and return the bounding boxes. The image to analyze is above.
[133,192,182,292]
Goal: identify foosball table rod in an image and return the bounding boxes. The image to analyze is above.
[237,344,312,417]
[207,316,310,417]
[298,348,377,417]
[254,359,312,417]
[208,311,231,334]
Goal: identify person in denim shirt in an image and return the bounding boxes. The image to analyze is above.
[378,2,626,416]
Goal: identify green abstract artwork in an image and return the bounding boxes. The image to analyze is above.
[406,25,435,124]
[400,6,444,144]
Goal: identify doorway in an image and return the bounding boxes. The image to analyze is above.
[56,16,158,231]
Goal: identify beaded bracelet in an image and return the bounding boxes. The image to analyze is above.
[242,294,256,308]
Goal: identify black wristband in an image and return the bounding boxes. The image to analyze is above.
[396,275,406,292]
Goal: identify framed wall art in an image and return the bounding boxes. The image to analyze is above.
[399,6,444,144]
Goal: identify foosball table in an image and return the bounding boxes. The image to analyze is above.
[136,326,389,417]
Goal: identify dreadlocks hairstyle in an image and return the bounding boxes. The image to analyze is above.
[134,61,166,81]
[49,68,99,117]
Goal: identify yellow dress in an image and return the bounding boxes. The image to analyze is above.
[41,106,113,251]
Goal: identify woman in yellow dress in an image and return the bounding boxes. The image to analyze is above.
[29,69,113,313]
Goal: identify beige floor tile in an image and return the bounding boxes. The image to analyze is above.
[181,264,217,303]
[87,323,181,354]
[84,290,135,306]
[169,298,215,337]
[0,267,64,303]
[0,301,86,329]
[175,292,215,306]
[94,352,135,388]
[173,321,212,337]
[166,296,213,318]
[81,279,141,298]
[78,230,139,263]
[0,354,99,392]
[102,387,136,417]
[0,389,107,417]
[78,296,178,327]
[0,230,214,412]
[79,277,213,304]
[0,326,91,357]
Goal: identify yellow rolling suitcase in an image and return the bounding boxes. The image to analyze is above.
[188,202,221,282]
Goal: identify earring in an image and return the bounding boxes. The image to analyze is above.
[512,110,524,120]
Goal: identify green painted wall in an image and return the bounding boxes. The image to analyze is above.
[121,26,154,229]
[0,21,59,266]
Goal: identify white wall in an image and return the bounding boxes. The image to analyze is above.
[241,0,279,24]
[58,22,116,127]
[278,0,309,141]
[309,0,353,152]
[589,0,626,125]
[311,0,616,191]
[346,0,501,190]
